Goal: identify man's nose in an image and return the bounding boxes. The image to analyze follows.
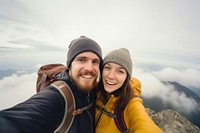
[84,61,94,71]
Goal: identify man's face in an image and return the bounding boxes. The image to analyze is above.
[69,52,101,92]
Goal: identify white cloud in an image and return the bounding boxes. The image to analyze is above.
[152,67,200,88]
[0,66,199,114]
[134,67,199,114]
[0,73,37,110]
[1,0,200,70]
[160,84,198,114]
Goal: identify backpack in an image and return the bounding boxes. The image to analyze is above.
[36,63,93,132]
[96,105,129,133]
[36,63,66,93]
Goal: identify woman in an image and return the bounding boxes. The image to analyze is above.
[95,48,163,133]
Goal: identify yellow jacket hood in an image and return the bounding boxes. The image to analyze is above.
[130,77,142,97]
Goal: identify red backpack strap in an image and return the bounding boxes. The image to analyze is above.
[114,110,129,133]
[51,80,75,133]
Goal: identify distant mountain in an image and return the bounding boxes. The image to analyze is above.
[0,69,17,79]
[142,81,200,128]
[0,69,31,79]
[191,87,200,98]
[163,81,200,102]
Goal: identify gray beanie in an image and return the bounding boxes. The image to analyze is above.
[103,48,132,77]
[67,36,102,67]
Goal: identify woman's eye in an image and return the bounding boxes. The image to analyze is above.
[104,66,110,70]
[118,70,125,74]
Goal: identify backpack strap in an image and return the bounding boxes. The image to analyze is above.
[51,80,94,132]
[114,110,129,133]
[72,101,93,116]
[51,80,75,133]
[96,105,129,133]
[96,105,116,118]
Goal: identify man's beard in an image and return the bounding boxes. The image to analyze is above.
[74,79,98,93]
[69,69,98,93]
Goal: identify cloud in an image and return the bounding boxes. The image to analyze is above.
[0,66,199,114]
[0,72,37,110]
[160,83,198,114]
[151,67,200,88]
[0,0,64,55]
[134,67,199,114]
[1,0,200,71]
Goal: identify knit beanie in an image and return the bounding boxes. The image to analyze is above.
[67,36,102,67]
[103,48,132,77]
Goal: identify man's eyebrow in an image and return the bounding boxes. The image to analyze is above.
[75,56,100,61]
[93,58,100,61]
[75,56,86,59]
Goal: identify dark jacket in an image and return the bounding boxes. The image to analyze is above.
[59,70,95,133]
[0,70,95,133]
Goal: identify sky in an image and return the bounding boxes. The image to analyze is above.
[0,0,200,114]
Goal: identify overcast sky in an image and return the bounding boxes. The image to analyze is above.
[0,0,200,113]
[0,0,200,71]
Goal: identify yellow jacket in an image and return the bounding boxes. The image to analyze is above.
[95,77,163,133]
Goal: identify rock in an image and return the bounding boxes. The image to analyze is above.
[146,108,200,133]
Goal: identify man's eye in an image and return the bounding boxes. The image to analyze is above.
[77,58,85,63]
[93,60,100,65]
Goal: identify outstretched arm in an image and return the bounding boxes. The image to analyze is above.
[0,87,65,133]
[125,96,163,133]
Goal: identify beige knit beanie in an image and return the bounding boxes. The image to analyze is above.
[103,48,132,77]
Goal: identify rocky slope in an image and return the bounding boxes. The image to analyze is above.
[146,108,200,133]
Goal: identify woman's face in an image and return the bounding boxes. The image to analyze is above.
[102,62,127,93]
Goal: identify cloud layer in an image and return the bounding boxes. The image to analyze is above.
[133,67,200,114]
[0,73,37,110]
[0,67,199,115]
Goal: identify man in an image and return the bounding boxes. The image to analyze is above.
[0,36,102,133]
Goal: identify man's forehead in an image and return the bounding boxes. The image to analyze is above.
[76,51,100,60]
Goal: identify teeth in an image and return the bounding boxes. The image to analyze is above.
[82,75,92,79]
[106,80,116,85]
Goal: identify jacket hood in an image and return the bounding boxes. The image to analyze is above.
[130,77,142,97]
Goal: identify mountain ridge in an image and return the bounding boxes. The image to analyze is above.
[142,81,200,128]
[164,81,200,102]
[147,108,200,133]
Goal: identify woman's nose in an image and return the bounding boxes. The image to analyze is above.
[107,69,115,79]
